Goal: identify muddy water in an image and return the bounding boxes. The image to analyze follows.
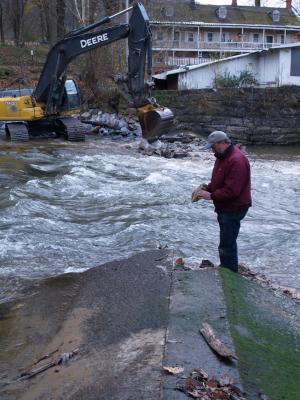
[0,137,299,302]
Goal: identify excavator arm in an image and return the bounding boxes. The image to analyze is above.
[33,2,173,141]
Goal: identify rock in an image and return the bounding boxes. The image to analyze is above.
[199,260,215,269]
[81,111,91,119]
[120,127,129,136]
[173,151,189,158]
[139,138,151,151]
[126,107,137,117]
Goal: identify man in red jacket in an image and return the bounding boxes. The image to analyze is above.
[194,131,251,272]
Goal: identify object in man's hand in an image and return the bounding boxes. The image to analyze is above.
[191,184,206,202]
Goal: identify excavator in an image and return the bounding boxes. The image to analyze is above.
[0,2,173,142]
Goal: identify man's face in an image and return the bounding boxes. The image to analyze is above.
[212,141,229,154]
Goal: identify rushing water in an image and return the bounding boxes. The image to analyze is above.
[0,137,299,302]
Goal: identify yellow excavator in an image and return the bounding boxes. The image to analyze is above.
[0,2,173,142]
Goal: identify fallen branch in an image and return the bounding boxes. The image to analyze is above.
[18,348,79,381]
[34,348,59,365]
[200,323,238,361]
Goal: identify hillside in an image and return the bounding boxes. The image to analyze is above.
[0,43,123,111]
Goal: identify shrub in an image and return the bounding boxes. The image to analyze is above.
[214,70,258,88]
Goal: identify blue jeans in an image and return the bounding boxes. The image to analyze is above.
[217,209,248,273]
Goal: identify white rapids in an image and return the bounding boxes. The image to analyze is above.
[0,137,299,302]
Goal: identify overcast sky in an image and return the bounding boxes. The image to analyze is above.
[195,0,288,6]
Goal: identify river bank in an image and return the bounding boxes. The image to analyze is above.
[0,250,299,400]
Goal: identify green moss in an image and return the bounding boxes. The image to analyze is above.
[220,268,300,399]
[153,90,181,107]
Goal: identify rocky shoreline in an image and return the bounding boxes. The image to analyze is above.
[80,108,210,159]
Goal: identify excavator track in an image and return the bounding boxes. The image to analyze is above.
[5,123,29,142]
[58,117,86,142]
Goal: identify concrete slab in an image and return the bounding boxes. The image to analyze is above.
[0,250,171,400]
[1,251,299,400]
[163,267,242,399]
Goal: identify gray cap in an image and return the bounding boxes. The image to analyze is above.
[202,131,230,150]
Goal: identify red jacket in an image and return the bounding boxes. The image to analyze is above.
[207,145,252,213]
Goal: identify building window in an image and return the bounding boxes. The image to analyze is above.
[280,34,285,44]
[217,6,227,20]
[253,33,259,42]
[221,33,226,42]
[164,6,174,17]
[272,10,280,22]
[173,31,180,41]
[207,32,213,42]
[187,32,195,42]
[156,31,163,41]
[291,48,300,76]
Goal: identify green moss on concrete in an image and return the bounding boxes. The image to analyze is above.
[220,268,300,400]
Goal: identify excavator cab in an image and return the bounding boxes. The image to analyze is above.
[60,79,81,114]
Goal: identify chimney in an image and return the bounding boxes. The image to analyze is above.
[286,0,292,11]
[255,0,261,7]
[232,0,237,6]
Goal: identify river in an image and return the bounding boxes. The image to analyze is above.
[0,136,299,303]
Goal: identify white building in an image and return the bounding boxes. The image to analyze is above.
[145,0,300,70]
[153,43,300,89]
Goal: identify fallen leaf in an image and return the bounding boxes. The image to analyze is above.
[207,378,219,389]
[219,374,234,386]
[163,366,184,375]
[192,367,209,381]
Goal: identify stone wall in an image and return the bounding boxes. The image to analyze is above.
[154,86,300,145]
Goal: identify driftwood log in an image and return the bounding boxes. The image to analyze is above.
[200,322,238,361]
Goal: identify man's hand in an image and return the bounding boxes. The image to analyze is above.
[192,183,209,202]
[196,190,211,200]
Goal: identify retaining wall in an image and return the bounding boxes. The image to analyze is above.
[154,86,300,145]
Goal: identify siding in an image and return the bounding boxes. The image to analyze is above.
[177,55,259,89]
[172,47,300,89]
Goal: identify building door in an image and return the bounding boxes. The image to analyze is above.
[266,35,273,47]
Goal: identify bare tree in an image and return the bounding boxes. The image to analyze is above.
[102,0,119,15]
[56,0,66,39]
[4,0,27,45]
[35,0,56,44]
[72,0,89,24]
[0,2,5,44]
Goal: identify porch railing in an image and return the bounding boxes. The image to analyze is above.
[165,57,212,66]
[153,40,280,51]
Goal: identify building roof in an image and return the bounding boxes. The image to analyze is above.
[146,1,300,27]
[153,42,300,79]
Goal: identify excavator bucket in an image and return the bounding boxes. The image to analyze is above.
[137,104,174,142]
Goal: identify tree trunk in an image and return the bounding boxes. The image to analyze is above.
[56,0,66,39]
[8,0,24,46]
[0,4,5,45]
[102,0,119,16]
[37,0,56,45]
